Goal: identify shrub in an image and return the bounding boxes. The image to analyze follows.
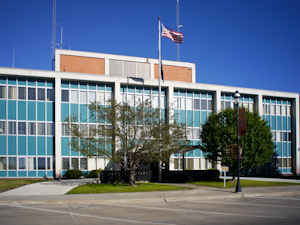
[64,169,82,179]
[86,169,102,178]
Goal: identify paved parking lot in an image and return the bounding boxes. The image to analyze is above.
[1,185,300,225]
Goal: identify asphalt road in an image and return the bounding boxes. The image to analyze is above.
[1,186,300,225]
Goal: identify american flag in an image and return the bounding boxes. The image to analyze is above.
[161,24,184,44]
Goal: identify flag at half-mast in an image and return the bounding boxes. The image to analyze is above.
[161,24,184,43]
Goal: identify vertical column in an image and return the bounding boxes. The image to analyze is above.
[215,89,221,113]
[105,57,110,76]
[54,76,62,178]
[257,94,263,117]
[295,97,300,175]
[114,81,121,103]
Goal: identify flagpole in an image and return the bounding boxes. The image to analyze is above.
[158,16,162,182]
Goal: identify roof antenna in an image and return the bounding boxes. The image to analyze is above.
[176,0,183,61]
[60,26,63,49]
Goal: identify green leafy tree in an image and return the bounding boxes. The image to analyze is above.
[68,99,189,185]
[200,109,274,175]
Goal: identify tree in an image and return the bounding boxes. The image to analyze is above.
[68,99,189,185]
[200,109,274,175]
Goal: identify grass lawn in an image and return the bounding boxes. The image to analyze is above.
[67,183,189,194]
[190,179,300,188]
[0,179,43,193]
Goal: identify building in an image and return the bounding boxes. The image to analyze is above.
[0,49,299,178]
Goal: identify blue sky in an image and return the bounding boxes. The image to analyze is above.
[0,0,300,94]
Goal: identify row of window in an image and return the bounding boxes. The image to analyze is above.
[0,156,52,170]
[0,86,54,101]
[62,157,87,170]
[263,104,291,116]
[276,157,292,168]
[174,90,213,99]
[0,121,54,136]
[174,97,213,111]
[61,80,112,91]
[173,158,213,170]
[272,131,292,142]
[122,93,166,108]
[61,89,112,105]
[221,101,254,112]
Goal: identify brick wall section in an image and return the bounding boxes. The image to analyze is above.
[60,55,105,75]
[154,64,193,82]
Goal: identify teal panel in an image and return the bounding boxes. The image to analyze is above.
[80,104,87,122]
[37,102,45,121]
[80,82,87,89]
[47,171,54,177]
[180,110,186,124]
[7,101,16,120]
[46,81,54,87]
[28,171,36,177]
[61,103,69,122]
[266,115,270,127]
[8,136,16,155]
[71,149,79,156]
[288,143,291,157]
[271,116,276,130]
[174,110,179,123]
[187,111,193,127]
[61,81,69,88]
[287,117,291,130]
[194,149,201,157]
[0,77,6,84]
[0,100,6,119]
[47,137,54,155]
[88,108,96,123]
[37,137,45,155]
[38,171,45,177]
[18,136,26,155]
[70,104,78,121]
[8,171,17,177]
[277,143,282,156]
[201,111,207,125]
[37,80,45,86]
[70,81,78,89]
[194,111,200,127]
[282,117,287,130]
[28,136,36,155]
[0,171,6,177]
[18,171,27,177]
[8,79,16,85]
[18,101,26,120]
[282,143,287,157]
[276,116,282,130]
[0,136,6,154]
[28,102,36,120]
[106,86,112,91]
[28,80,36,86]
[61,137,70,156]
[89,83,96,90]
[47,103,54,121]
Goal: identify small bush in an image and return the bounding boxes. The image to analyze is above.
[64,169,82,179]
[86,169,102,178]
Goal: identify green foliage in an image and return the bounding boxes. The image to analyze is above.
[85,169,102,178]
[64,169,83,179]
[201,109,274,174]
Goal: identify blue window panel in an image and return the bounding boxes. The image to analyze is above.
[180,111,186,124]
[70,104,78,121]
[61,103,69,122]
[37,137,46,155]
[8,79,16,85]
[61,137,70,156]
[8,171,17,177]
[47,137,54,155]
[28,171,36,177]
[0,171,6,177]
[0,77,6,84]
[278,168,283,173]
[161,110,165,122]
[276,143,282,157]
[89,83,96,90]
[201,111,207,125]
[28,102,36,121]
[88,108,96,123]
[271,116,276,130]
[28,136,36,155]
[288,143,291,157]
[282,143,287,157]
[18,171,27,177]
[187,91,193,97]
[38,171,45,177]
[97,84,105,91]
[37,102,45,121]
[194,111,200,127]
[18,101,26,120]
[0,136,6,154]
[201,93,207,99]
[106,86,112,91]
[80,82,87,89]
[186,150,193,157]
[276,116,282,130]
[8,136,16,155]
[47,81,54,87]
[71,149,79,156]
[287,117,291,131]
[8,101,16,120]
[18,79,26,86]
[18,136,26,155]
[70,81,78,89]
[194,149,201,157]
[286,168,292,173]
[187,111,193,127]
[28,80,36,87]
[61,81,69,88]
[47,103,54,121]
[282,117,287,130]
[80,104,87,122]
[0,100,6,119]
[37,80,45,87]
[47,171,54,177]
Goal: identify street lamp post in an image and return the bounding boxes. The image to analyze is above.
[234,90,242,193]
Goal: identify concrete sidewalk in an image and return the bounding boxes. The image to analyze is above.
[220,176,300,183]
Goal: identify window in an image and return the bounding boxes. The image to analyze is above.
[8,121,16,134]
[89,124,96,136]
[207,100,212,110]
[18,87,26,99]
[61,90,69,102]
[281,106,286,116]
[0,86,6,98]
[186,98,193,110]
[276,105,281,115]
[28,157,36,170]
[37,123,45,135]
[28,122,36,135]
[80,124,89,136]
[8,157,16,170]
[19,158,26,170]
[88,92,96,104]
[71,158,79,169]
[0,157,6,170]
[0,121,6,134]
[18,122,26,135]
[47,89,54,101]
[47,157,51,170]
[271,105,275,114]
[97,92,105,105]
[62,123,70,136]
[28,88,36,100]
[174,158,179,170]
[62,158,69,170]
[80,158,87,170]
[201,99,207,110]
[47,123,54,136]
[38,88,45,100]
[70,90,78,104]
[193,99,200,110]
[80,91,87,104]
[38,157,46,170]
[8,86,17,99]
